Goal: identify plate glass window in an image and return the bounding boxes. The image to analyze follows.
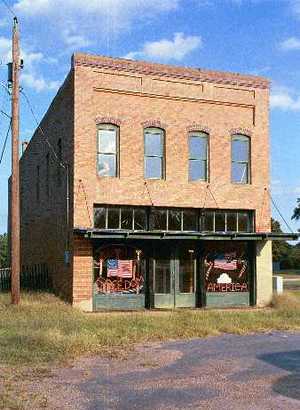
[232,135,250,184]
[97,124,118,177]
[189,132,208,181]
[94,207,106,229]
[144,128,164,179]
[150,208,167,230]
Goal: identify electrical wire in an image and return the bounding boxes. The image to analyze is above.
[207,185,219,208]
[20,89,66,170]
[268,190,294,233]
[0,0,16,17]
[0,119,11,165]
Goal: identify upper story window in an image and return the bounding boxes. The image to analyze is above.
[144,127,165,179]
[189,132,208,181]
[231,134,250,184]
[97,124,119,177]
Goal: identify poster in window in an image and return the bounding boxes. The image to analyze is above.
[204,242,248,292]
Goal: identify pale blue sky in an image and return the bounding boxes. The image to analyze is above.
[0,0,300,234]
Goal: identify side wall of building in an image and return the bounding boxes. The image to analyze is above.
[20,71,75,301]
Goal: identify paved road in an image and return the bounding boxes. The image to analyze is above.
[36,331,300,409]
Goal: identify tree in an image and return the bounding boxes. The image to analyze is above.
[292,198,300,225]
[0,233,8,268]
[271,218,293,267]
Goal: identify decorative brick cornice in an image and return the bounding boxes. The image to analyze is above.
[142,120,167,130]
[230,128,253,137]
[95,116,122,126]
[73,53,270,90]
[187,124,210,134]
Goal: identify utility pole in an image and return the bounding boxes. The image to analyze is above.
[10,17,20,305]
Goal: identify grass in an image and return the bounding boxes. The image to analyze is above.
[1,291,300,409]
[1,291,300,367]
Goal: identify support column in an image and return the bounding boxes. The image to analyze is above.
[256,240,273,306]
[73,236,93,311]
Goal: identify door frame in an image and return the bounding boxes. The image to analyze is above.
[150,243,197,309]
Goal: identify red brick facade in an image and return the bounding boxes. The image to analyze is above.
[19,53,271,306]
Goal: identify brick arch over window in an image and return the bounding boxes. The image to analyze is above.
[186,124,210,134]
[142,120,167,130]
[229,128,252,138]
[95,116,122,126]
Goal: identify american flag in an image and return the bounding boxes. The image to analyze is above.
[107,259,133,278]
[214,258,237,271]
[107,259,118,277]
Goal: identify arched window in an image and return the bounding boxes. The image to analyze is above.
[231,134,250,184]
[97,124,119,177]
[144,127,165,179]
[188,131,209,181]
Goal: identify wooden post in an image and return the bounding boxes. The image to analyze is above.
[11,17,20,305]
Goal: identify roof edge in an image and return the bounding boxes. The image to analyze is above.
[72,52,270,90]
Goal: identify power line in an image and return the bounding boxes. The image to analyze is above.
[0,0,16,17]
[207,185,219,208]
[268,190,294,233]
[20,89,66,170]
[0,119,11,164]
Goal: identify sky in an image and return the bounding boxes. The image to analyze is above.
[0,0,300,235]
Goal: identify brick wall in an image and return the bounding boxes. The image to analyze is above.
[20,71,75,301]
[73,54,271,233]
[19,53,271,306]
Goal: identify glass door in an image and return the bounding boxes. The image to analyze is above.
[152,258,175,308]
[176,247,196,308]
[151,245,197,309]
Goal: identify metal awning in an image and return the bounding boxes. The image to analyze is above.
[74,228,299,241]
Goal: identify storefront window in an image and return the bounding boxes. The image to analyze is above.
[227,212,237,232]
[134,208,147,230]
[107,208,120,229]
[204,242,248,293]
[94,207,106,229]
[93,206,253,233]
[150,209,167,230]
[121,208,133,230]
[182,209,196,231]
[201,212,214,231]
[215,212,225,232]
[238,212,251,232]
[168,209,182,231]
[94,245,145,295]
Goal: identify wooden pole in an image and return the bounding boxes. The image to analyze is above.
[11,17,20,305]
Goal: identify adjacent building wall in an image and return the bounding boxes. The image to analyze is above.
[19,71,75,301]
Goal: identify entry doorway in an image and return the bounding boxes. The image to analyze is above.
[150,245,197,308]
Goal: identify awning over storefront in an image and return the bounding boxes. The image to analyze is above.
[74,228,299,241]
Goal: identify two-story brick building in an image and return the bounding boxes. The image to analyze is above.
[18,53,297,311]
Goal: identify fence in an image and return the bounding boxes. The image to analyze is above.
[0,264,52,292]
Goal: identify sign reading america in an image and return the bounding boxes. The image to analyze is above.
[204,249,248,292]
[107,259,133,278]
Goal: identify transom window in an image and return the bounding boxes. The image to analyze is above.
[94,206,148,231]
[94,206,253,233]
[144,128,165,179]
[97,124,119,177]
[231,134,250,184]
[200,210,253,233]
[189,132,208,181]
